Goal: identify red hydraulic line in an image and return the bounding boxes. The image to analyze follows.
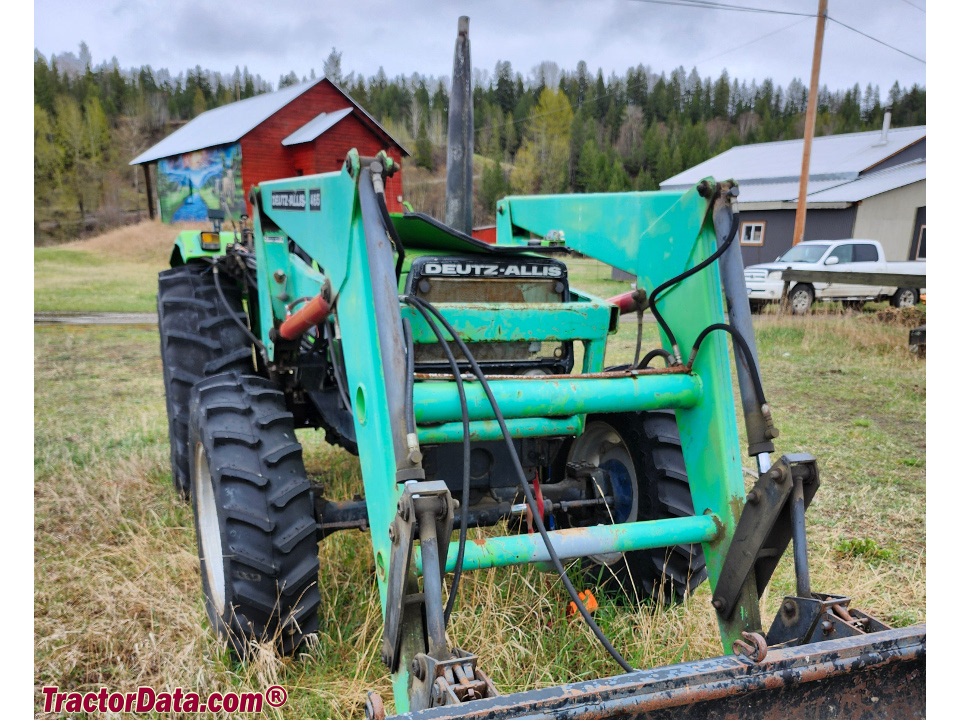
[607,289,644,315]
[278,294,334,340]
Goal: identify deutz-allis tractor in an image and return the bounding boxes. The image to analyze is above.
[157,149,924,719]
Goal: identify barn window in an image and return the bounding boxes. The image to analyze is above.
[916,225,926,260]
[740,222,765,245]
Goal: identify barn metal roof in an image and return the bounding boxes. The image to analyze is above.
[801,158,925,202]
[660,125,926,190]
[282,107,353,146]
[130,79,323,164]
[130,78,409,164]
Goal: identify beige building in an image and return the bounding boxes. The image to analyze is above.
[660,122,926,265]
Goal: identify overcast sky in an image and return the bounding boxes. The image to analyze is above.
[34,0,925,96]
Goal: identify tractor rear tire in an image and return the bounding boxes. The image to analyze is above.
[158,263,255,497]
[565,410,708,605]
[188,372,320,657]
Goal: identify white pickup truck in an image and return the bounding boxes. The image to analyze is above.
[743,239,926,314]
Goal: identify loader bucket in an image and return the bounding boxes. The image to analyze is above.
[388,625,925,720]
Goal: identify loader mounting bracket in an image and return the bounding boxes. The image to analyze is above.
[410,648,500,710]
[766,593,892,647]
[382,481,455,672]
[713,454,819,619]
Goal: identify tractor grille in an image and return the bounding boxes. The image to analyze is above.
[407,254,572,374]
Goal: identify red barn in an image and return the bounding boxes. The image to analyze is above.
[130,78,409,223]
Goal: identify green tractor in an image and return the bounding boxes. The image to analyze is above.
[157,150,924,718]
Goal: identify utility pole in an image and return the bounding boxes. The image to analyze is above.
[792,0,828,246]
[445,16,473,235]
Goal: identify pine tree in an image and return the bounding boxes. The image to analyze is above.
[415,114,433,171]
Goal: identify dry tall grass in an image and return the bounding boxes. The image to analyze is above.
[35,303,925,716]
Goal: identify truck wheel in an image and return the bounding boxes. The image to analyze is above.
[891,288,918,308]
[564,410,707,604]
[188,372,320,657]
[788,284,815,315]
[158,263,255,497]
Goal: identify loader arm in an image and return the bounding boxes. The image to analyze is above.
[229,157,924,718]
[495,185,764,644]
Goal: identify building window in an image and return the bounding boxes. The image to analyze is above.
[916,225,925,260]
[740,222,765,245]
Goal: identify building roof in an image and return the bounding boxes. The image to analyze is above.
[282,107,353,146]
[131,78,408,165]
[131,79,323,164]
[802,158,925,203]
[660,125,926,191]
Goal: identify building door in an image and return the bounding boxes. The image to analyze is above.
[909,207,926,260]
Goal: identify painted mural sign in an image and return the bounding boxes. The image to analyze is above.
[156,144,244,223]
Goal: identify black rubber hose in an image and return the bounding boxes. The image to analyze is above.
[325,320,352,412]
[399,298,471,625]
[647,213,740,362]
[638,348,673,369]
[688,323,767,406]
[372,173,405,282]
[211,262,269,367]
[630,307,645,369]
[405,294,635,673]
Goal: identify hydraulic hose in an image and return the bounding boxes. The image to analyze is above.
[638,348,673,369]
[687,323,767,406]
[211,261,269,367]
[404,294,635,673]
[399,298,471,625]
[647,212,740,364]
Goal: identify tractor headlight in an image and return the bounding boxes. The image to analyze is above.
[200,231,221,252]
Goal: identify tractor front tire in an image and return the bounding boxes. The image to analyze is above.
[565,410,708,605]
[188,372,320,657]
[158,263,255,497]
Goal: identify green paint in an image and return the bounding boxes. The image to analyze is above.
[417,416,583,444]
[169,229,235,265]
[216,156,763,708]
[414,514,721,574]
[413,374,702,424]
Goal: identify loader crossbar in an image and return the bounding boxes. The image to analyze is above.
[414,514,721,574]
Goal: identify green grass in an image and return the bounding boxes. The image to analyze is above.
[34,249,925,716]
[34,308,925,717]
[34,247,164,313]
[34,220,194,313]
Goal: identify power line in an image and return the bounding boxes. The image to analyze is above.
[477,1,923,134]
[828,17,926,64]
[895,0,925,13]
[630,0,926,65]
[627,0,816,18]
[691,17,811,66]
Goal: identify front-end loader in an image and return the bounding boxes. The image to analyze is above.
[157,149,925,718]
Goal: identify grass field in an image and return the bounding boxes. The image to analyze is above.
[34,225,925,717]
[34,221,201,313]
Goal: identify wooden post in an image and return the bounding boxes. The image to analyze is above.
[792,0,828,246]
[142,163,156,220]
